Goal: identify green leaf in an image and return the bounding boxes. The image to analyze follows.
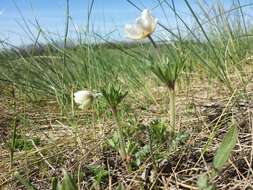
[117,183,125,190]
[51,177,58,190]
[197,174,216,190]
[101,83,128,108]
[88,165,108,185]
[61,170,78,190]
[107,131,120,149]
[197,174,209,189]
[213,125,238,171]
[14,172,38,190]
[126,141,137,155]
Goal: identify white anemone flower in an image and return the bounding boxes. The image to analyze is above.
[125,9,158,40]
[74,90,101,109]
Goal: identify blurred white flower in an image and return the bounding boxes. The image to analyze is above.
[125,9,158,40]
[74,90,101,109]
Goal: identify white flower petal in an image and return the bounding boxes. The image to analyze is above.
[140,9,157,34]
[79,98,93,109]
[142,10,154,21]
[74,90,94,108]
[136,17,151,33]
[125,24,143,39]
[141,9,154,27]
[125,9,157,40]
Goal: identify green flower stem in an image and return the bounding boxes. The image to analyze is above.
[111,107,127,161]
[168,86,176,134]
[148,34,178,134]
[111,107,132,171]
[148,127,157,173]
[148,35,158,49]
[10,86,17,170]
[10,117,17,169]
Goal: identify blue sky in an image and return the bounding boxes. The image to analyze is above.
[0,0,252,46]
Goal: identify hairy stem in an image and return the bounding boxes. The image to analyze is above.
[111,107,127,161]
[168,86,176,134]
[10,86,17,170]
[148,127,157,173]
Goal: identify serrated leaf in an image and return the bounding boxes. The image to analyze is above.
[213,125,238,171]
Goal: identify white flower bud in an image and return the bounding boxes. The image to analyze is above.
[74,90,100,109]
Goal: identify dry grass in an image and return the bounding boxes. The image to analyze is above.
[0,70,253,190]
